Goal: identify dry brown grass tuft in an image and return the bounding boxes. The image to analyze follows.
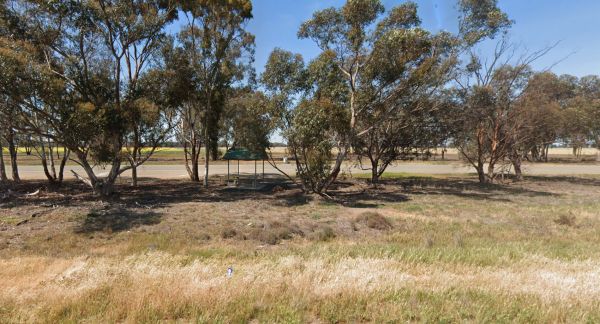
[246,221,305,245]
[354,211,393,231]
[554,214,577,227]
[310,225,336,242]
[220,227,238,239]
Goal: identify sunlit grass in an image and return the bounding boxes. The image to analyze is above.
[1,174,600,322]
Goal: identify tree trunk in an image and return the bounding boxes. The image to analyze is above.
[486,163,495,183]
[7,129,19,182]
[203,94,213,189]
[476,163,486,184]
[203,127,210,188]
[130,159,138,187]
[192,156,199,182]
[184,138,200,182]
[39,138,55,183]
[0,140,7,182]
[511,156,523,181]
[371,159,379,188]
[210,139,219,161]
[58,149,69,183]
[48,139,57,180]
[73,145,120,197]
[321,148,347,192]
[531,146,539,162]
[131,165,138,187]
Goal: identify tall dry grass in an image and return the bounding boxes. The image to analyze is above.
[2,175,600,322]
[2,252,600,322]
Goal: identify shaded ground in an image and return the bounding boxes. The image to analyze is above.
[0,174,594,255]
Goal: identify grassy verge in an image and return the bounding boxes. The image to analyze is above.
[1,175,600,322]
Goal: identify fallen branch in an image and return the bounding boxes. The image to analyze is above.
[135,201,153,210]
[71,170,93,188]
[25,189,41,197]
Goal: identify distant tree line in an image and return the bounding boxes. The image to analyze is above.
[1,0,599,196]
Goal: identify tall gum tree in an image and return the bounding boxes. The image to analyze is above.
[8,0,177,196]
[297,0,385,192]
[175,0,254,187]
[351,4,458,186]
[295,0,458,192]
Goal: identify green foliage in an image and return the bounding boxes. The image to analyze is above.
[287,99,349,193]
[224,91,272,153]
[175,0,255,182]
[458,0,513,45]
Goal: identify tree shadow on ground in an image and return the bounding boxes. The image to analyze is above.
[524,175,600,187]
[0,174,300,208]
[0,180,95,208]
[0,176,306,235]
[1,174,567,234]
[74,206,162,234]
[327,176,559,206]
[117,175,303,206]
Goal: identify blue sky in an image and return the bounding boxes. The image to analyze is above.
[246,0,600,77]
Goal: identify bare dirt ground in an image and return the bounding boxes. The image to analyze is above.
[1,174,600,322]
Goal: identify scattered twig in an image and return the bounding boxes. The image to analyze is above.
[135,201,153,210]
[25,189,41,197]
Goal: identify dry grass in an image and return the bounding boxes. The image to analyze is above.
[1,253,600,322]
[354,211,393,230]
[2,175,600,322]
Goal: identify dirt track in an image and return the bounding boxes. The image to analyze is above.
[5,161,600,180]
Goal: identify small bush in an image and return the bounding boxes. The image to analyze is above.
[312,226,336,242]
[250,229,280,245]
[423,234,434,248]
[220,228,238,239]
[453,233,464,248]
[197,233,211,241]
[554,214,576,227]
[355,212,393,231]
[249,221,304,245]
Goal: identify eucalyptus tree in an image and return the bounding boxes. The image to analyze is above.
[223,90,272,154]
[260,48,308,182]
[3,0,177,195]
[175,0,254,187]
[573,75,600,160]
[448,0,562,182]
[0,1,30,182]
[290,51,350,194]
[510,72,568,174]
[288,0,460,192]
[451,40,556,183]
[296,0,385,191]
[350,3,458,186]
[122,64,179,187]
[0,99,20,182]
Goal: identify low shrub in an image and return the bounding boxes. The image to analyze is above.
[312,225,336,242]
[354,212,393,231]
[554,214,576,227]
[221,228,238,239]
